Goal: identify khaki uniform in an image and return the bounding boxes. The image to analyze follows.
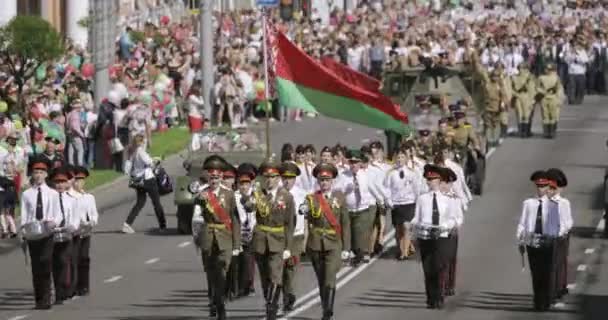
[480,76,503,146]
[305,191,351,288]
[511,69,536,124]
[451,124,476,163]
[499,71,513,131]
[536,71,563,138]
[251,188,295,289]
[194,186,241,316]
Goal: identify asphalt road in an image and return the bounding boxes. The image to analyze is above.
[2,98,608,320]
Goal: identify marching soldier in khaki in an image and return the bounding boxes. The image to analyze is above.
[300,163,351,320]
[496,63,513,138]
[451,111,480,165]
[536,63,564,139]
[279,161,307,312]
[248,161,295,320]
[193,156,241,320]
[511,63,536,138]
[473,53,505,148]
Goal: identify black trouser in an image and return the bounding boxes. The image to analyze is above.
[126,178,166,228]
[238,243,256,295]
[70,235,91,296]
[418,238,449,305]
[527,243,557,310]
[445,233,458,293]
[52,240,74,302]
[28,236,54,306]
[553,236,569,299]
[567,74,586,105]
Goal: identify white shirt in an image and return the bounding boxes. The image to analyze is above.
[550,194,573,236]
[127,146,154,180]
[336,169,382,212]
[412,190,461,238]
[503,52,524,76]
[296,161,316,194]
[58,191,79,231]
[235,187,256,242]
[71,190,99,227]
[516,196,564,240]
[384,165,423,206]
[445,159,472,204]
[367,160,391,204]
[289,185,308,237]
[20,184,62,227]
[564,48,589,75]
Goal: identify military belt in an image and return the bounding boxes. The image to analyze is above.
[207,223,226,230]
[313,227,336,235]
[256,225,284,233]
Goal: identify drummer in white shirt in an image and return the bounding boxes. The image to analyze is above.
[20,157,61,309]
[49,166,79,305]
[411,164,462,310]
[69,166,98,297]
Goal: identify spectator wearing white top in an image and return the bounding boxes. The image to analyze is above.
[187,84,205,133]
[122,134,166,234]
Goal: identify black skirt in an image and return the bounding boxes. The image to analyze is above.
[391,204,416,226]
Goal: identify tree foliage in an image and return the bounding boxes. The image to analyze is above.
[0,16,64,110]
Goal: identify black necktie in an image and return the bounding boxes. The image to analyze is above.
[35,187,43,220]
[535,199,543,234]
[432,192,439,225]
[59,193,65,227]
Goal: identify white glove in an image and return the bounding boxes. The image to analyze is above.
[299,203,310,215]
[232,249,240,256]
[341,251,350,260]
[282,250,291,260]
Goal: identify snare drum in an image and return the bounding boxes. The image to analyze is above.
[413,224,442,240]
[22,221,52,240]
[79,224,94,237]
[53,230,72,243]
[525,234,556,248]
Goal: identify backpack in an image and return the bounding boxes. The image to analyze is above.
[155,165,173,196]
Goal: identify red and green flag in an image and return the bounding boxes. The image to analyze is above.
[273,32,410,134]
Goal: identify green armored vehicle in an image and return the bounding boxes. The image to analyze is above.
[382,64,487,195]
[174,126,267,234]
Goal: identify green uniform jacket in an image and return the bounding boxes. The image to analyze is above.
[195,187,241,252]
[452,124,475,148]
[251,188,295,254]
[304,191,351,252]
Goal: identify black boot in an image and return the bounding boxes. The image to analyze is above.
[518,123,525,138]
[283,293,296,312]
[207,278,216,317]
[215,277,227,320]
[543,124,551,139]
[551,123,558,139]
[266,285,280,320]
[526,123,532,137]
[500,124,508,138]
[322,287,336,320]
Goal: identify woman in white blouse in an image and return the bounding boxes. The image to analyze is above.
[122,134,166,234]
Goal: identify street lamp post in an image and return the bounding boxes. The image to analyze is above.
[200,0,215,122]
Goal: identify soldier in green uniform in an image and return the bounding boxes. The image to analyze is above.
[495,63,512,138]
[433,118,453,151]
[451,111,480,165]
[300,163,351,320]
[511,62,536,138]
[248,161,295,320]
[193,156,241,320]
[536,63,564,139]
[416,129,434,162]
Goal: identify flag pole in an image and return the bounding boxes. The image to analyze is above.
[262,8,271,160]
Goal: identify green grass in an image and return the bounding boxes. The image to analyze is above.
[148,126,191,158]
[86,169,124,190]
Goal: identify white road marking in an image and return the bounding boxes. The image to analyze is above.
[103,275,123,283]
[281,232,397,320]
[347,127,353,132]
[566,283,577,290]
[375,130,383,135]
[145,258,160,264]
[577,264,587,272]
[361,138,370,144]
[177,241,191,248]
[8,315,29,320]
[584,248,595,255]
[485,147,496,159]
[557,128,608,134]
[597,215,605,232]
[553,302,566,308]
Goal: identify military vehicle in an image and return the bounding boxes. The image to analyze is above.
[174,126,268,234]
[382,64,486,195]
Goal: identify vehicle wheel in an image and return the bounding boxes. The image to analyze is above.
[176,204,194,235]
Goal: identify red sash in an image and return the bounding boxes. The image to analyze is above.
[206,191,232,231]
[315,192,341,236]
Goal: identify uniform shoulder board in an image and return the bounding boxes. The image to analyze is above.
[463,123,472,128]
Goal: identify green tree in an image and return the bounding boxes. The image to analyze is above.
[0,16,64,112]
